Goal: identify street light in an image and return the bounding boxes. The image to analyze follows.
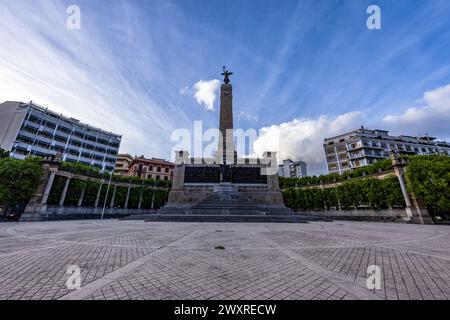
[101,171,113,221]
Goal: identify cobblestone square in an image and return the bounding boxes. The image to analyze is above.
[0,220,448,300]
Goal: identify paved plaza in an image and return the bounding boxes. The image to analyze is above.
[0,220,449,300]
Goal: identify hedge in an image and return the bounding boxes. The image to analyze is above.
[280,159,392,188]
[282,176,405,211]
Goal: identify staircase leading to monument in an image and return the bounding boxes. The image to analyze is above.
[142,183,329,223]
[190,190,265,215]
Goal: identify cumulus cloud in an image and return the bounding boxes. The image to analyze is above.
[193,79,220,110]
[253,111,363,175]
[382,84,450,138]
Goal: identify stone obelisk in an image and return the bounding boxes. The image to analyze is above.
[217,67,236,165]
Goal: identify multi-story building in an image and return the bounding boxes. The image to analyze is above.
[0,101,121,172]
[128,155,174,181]
[324,127,450,174]
[113,154,134,176]
[278,159,308,178]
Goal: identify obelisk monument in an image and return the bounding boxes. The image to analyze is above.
[216,66,236,166]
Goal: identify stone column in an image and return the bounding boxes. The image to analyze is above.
[21,156,61,222]
[110,185,117,208]
[390,153,413,220]
[138,188,143,209]
[124,185,131,209]
[77,185,86,207]
[41,172,56,205]
[151,185,156,210]
[59,176,71,206]
[94,183,104,208]
[390,153,434,224]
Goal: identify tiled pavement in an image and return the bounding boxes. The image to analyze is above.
[0,220,448,300]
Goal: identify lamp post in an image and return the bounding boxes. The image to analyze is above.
[101,171,113,221]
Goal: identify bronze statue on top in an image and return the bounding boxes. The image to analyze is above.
[221,66,233,84]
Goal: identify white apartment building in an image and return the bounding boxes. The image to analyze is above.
[0,101,122,172]
[278,159,308,178]
[324,127,450,174]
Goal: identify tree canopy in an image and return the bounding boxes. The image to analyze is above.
[0,157,43,206]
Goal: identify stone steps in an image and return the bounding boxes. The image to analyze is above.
[143,214,329,223]
[191,192,264,215]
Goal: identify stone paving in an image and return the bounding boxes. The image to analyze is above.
[0,220,448,300]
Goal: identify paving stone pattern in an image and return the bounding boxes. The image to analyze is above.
[0,220,448,300]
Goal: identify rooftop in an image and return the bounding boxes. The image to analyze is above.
[4,101,122,139]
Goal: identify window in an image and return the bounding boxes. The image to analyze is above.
[327,156,336,162]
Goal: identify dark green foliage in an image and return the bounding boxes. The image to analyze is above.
[82,181,102,207]
[0,157,43,206]
[283,176,405,211]
[153,189,169,209]
[0,148,10,159]
[47,175,65,205]
[63,179,88,206]
[406,155,450,212]
[279,159,392,188]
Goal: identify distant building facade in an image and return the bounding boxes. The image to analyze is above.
[0,101,121,172]
[324,127,450,174]
[278,159,308,178]
[128,156,174,181]
[114,154,134,176]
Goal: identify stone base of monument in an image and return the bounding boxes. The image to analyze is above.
[155,182,328,223]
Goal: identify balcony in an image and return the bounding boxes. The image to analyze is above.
[348,152,365,159]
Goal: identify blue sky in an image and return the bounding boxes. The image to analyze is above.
[1,0,450,174]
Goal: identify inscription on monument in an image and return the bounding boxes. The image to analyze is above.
[231,167,267,184]
[185,166,220,183]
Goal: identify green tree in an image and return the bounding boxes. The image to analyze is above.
[0,148,10,159]
[406,155,450,213]
[0,157,43,207]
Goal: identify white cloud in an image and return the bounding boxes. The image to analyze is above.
[0,1,194,161]
[253,112,363,175]
[382,83,450,138]
[238,111,259,122]
[193,79,220,111]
